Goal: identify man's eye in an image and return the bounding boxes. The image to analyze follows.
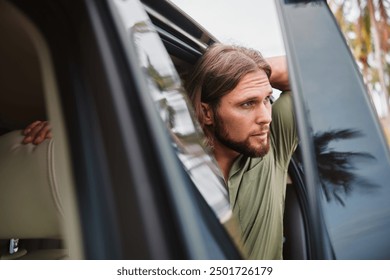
[242,101,255,108]
[264,96,271,104]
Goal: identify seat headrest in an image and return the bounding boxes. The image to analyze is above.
[0,130,63,239]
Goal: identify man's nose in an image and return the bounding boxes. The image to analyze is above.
[255,106,272,124]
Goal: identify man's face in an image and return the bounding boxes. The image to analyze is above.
[211,70,273,158]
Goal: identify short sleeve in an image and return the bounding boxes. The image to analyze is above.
[270,91,298,169]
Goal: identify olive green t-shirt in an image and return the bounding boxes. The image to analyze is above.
[227,92,298,260]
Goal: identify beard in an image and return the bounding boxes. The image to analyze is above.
[213,112,270,158]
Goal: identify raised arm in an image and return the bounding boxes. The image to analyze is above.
[266,55,290,92]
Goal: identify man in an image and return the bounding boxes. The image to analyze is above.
[185,43,298,259]
[23,43,297,259]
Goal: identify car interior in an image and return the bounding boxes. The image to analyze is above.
[0,0,308,260]
[0,0,71,259]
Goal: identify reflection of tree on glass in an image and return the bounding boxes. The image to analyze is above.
[131,31,232,223]
[297,129,378,206]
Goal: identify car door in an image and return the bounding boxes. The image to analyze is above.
[276,0,390,259]
[104,0,242,259]
[6,0,242,259]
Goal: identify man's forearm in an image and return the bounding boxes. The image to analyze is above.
[266,56,290,91]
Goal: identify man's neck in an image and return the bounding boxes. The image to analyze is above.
[212,141,240,182]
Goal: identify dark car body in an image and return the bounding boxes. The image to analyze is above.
[276,0,390,259]
[0,0,389,260]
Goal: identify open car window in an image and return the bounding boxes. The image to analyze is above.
[107,0,232,223]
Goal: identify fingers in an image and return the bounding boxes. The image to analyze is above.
[22,121,52,145]
[23,120,43,136]
[33,121,52,145]
[23,121,43,144]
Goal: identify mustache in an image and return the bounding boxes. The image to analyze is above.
[251,125,270,135]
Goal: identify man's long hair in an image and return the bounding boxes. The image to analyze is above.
[185,43,271,139]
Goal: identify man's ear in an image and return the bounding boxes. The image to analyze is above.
[201,103,214,125]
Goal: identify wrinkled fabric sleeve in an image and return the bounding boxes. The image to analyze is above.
[270,91,298,170]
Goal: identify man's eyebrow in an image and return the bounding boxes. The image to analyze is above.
[239,95,261,102]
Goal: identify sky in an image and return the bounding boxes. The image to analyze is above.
[169,0,286,57]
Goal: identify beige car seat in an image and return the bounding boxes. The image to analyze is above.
[0,130,67,259]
